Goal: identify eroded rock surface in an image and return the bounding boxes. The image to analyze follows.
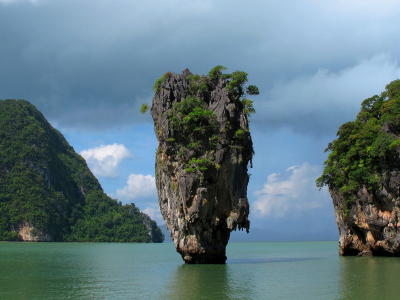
[333,122,400,256]
[151,69,252,263]
[13,222,53,242]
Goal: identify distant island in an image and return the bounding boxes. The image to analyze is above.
[0,99,164,243]
[317,79,400,256]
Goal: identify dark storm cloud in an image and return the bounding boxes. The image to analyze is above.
[1,0,400,134]
[252,55,400,136]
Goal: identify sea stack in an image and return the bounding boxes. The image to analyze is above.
[317,79,400,256]
[151,67,256,263]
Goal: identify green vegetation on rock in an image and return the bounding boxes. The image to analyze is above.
[208,65,227,80]
[316,79,400,210]
[167,96,218,174]
[146,65,259,119]
[152,71,172,93]
[0,99,164,242]
[140,103,150,114]
[148,65,259,175]
[168,96,218,138]
[212,67,259,120]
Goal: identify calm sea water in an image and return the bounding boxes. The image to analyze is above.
[0,241,399,299]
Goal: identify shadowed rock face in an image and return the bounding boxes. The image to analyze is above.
[151,69,252,263]
[333,122,400,257]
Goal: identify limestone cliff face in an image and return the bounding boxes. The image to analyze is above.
[333,122,400,256]
[13,222,53,242]
[151,69,252,263]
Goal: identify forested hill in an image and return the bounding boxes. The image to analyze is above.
[0,99,164,242]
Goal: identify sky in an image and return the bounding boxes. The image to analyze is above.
[2,0,400,240]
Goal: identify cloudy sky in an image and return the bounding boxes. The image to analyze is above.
[2,0,400,239]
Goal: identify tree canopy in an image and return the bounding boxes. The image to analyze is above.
[316,79,400,212]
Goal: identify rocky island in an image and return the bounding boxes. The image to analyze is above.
[0,99,164,243]
[317,80,400,256]
[145,66,258,263]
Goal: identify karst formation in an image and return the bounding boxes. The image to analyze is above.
[149,66,258,263]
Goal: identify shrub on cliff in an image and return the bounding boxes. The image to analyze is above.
[166,96,219,174]
[147,65,259,119]
[316,79,400,211]
[152,72,172,93]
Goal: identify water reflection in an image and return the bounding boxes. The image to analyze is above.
[164,257,324,299]
[227,257,318,264]
[338,256,400,300]
[164,264,230,299]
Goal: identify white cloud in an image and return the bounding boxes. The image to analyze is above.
[116,174,156,200]
[80,143,132,177]
[253,162,331,217]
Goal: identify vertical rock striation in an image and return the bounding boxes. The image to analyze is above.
[151,69,253,263]
[332,174,400,257]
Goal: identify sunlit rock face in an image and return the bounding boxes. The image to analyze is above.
[14,222,53,242]
[333,123,400,257]
[151,69,252,263]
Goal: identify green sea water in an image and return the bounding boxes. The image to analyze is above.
[0,241,399,299]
